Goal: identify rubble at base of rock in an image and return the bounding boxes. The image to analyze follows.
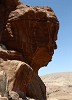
[0,0,59,100]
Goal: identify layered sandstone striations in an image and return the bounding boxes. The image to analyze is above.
[1,1,59,73]
[0,0,59,99]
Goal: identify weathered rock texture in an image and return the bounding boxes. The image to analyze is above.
[0,58,46,100]
[1,1,59,73]
[0,0,59,99]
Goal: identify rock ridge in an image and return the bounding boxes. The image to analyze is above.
[41,72,72,100]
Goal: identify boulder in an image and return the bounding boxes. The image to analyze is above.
[0,57,46,99]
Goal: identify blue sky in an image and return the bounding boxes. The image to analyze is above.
[21,0,72,76]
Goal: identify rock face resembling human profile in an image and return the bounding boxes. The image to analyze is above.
[0,0,59,99]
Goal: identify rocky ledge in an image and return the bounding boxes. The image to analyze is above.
[0,0,59,100]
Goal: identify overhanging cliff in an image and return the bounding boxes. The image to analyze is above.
[0,0,59,99]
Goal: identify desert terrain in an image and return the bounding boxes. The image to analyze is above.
[41,72,72,100]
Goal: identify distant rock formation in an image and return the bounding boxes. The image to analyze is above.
[41,72,72,100]
[0,0,59,99]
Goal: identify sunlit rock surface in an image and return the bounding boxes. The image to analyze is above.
[0,0,59,99]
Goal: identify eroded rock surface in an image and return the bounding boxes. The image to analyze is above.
[0,0,59,99]
[1,0,59,73]
[0,58,46,100]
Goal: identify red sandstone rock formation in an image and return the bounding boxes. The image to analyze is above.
[1,2,59,74]
[0,57,46,99]
[0,0,59,99]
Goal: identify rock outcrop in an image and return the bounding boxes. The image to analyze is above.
[0,59,46,100]
[0,0,59,99]
[1,1,59,74]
